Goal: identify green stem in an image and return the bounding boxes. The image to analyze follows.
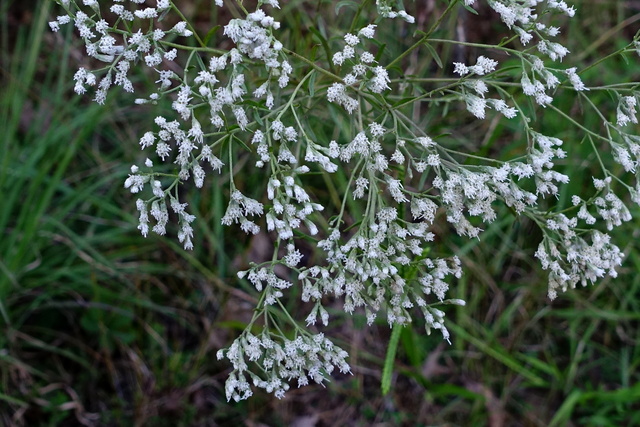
[386,0,460,70]
[428,38,522,55]
[276,70,316,121]
[547,104,611,143]
[170,1,206,48]
[283,48,344,82]
[159,40,226,54]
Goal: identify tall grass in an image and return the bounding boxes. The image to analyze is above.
[1,0,639,425]
[1,2,239,424]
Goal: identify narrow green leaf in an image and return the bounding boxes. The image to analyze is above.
[549,390,582,427]
[461,2,479,15]
[203,25,221,46]
[423,42,444,69]
[309,26,334,73]
[0,392,28,407]
[400,327,422,368]
[448,322,548,386]
[381,324,403,395]
[335,0,359,15]
[308,70,317,98]
[374,43,386,63]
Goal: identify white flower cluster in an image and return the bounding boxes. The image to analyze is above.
[374,0,415,23]
[239,264,293,304]
[453,56,498,77]
[264,167,324,240]
[592,185,632,231]
[328,25,390,113]
[532,172,630,299]
[221,190,264,235]
[466,0,574,56]
[246,120,327,242]
[536,229,622,300]
[528,132,569,196]
[223,8,292,90]
[453,56,519,119]
[51,2,190,104]
[217,331,350,401]
[53,0,640,401]
[616,96,638,127]
[521,60,560,106]
[301,216,464,337]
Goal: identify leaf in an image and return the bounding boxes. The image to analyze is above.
[400,327,422,368]
[549,390,582,427]
[461,2,479,15]
[448,322,548,387]
[0,392,28,407]
[423,42,444,69]
[308,70,317,97]
[374,43,387,63]
[392,97,418,108]
[381,324,403,395]
[254,108,265,126]
[309,26,334,73]
[203,25,221,46]
[621,52,630,65]
[232,134,253,152]
[335,0,359,15]
[158,7,171,21]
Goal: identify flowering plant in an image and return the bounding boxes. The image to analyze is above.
[51,0,640,401]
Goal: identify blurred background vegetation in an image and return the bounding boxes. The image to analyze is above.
[2,0,640,425]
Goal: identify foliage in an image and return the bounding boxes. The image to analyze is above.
[1,0,640,424]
